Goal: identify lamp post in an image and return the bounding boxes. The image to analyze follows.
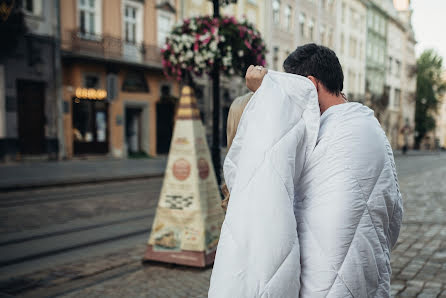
[211,0,221,187]
[209,0,237,187]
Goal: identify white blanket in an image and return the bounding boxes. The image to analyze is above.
[208,71,403,297]
[209,71,320,297]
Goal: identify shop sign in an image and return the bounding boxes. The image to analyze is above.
[75,88,107,100]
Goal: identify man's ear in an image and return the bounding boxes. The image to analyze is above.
[307,76,318,91]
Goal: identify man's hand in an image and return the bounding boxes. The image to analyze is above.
[245,65,268,92]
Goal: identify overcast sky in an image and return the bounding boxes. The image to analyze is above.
[411,0,446,61]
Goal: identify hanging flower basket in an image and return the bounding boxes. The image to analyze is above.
[161,16,267,80]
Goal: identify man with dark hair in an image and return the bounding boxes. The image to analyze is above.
[247,43,348,114]
[212,43,403,297]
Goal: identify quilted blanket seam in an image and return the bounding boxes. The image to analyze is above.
[258,239,298,297]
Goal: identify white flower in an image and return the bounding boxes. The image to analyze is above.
[229,68,235,75]
[210,41,218,52]
[238,50,244,57]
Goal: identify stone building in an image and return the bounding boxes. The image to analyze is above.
[0,0,63,161]
[335,0,367,101]
[60,0,180,158]
[394,0,416,150]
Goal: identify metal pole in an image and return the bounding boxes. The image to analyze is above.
[212,0,222,186]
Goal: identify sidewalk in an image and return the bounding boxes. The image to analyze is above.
[0,157,167,191]
[1,150,438,191]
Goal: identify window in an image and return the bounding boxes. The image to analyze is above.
[328,28,333,47]
[309,18,315,40]
[373,44,378,62]
[78,0,101,37]
[327,0,334,13]
[359,41,363,59]
[395,60,401,76]
[320,24,325,45]
[284,5,292,31]
[273,0,280,25]
[350,8,355,26]
[273,46,279,70]
[349,37,357,58]
[124,6,137,44]
[123,1,143,44]
[340,33,344,54]
[341,2,346,24]
[368,12,372,28]
[367,41,372,58]
[157,12,173,47]
[374,13,379,32]
[299,13,305,38]
[394,89,401,108]
[24,0,42,15]
[388,57,392,74]
[83,74,101,89]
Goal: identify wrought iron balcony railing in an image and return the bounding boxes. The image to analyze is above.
[61,30,162,68]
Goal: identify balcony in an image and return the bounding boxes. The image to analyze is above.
[61,30,163,69]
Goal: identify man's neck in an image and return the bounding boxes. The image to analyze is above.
[319,94,347,114]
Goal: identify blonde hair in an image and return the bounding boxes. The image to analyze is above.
[221,92,253,212]
[226,92,253,148]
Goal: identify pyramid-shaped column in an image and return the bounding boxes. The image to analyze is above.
[143,86,225,267]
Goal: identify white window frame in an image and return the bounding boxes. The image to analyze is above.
[299,13,305,37]
[122,0,143,45]
[157,10,174,47]
[78,0,102,38]
[309,18,315,40]
[284,5,292,31]
[272,0,281,25]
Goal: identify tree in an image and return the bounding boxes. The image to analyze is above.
[414,49,446,148]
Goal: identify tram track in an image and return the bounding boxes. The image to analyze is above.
[0,210,154,270]
[0,178,162,208]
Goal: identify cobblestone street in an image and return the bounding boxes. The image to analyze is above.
[0,153,445,297]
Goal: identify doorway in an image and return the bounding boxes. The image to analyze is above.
[17,80,45,155]
[125,107,143,154]
[72,99,109,155]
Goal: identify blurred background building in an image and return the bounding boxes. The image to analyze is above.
[0,0,418,162]
[0,0,62,161]
[60,0,180,159]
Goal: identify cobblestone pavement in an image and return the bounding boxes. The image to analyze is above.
[1,154,445,297]
[390,155,446,297]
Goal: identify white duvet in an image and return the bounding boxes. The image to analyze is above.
[208,71,403,297]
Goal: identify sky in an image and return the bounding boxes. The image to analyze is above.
[411,0,446,60]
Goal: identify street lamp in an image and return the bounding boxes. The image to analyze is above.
[209,0,237,187]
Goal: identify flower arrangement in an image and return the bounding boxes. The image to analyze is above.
[161,16,267,80]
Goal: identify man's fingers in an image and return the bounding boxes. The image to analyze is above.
[246,65,255,77]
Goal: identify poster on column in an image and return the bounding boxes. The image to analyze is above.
[144,86,225,267]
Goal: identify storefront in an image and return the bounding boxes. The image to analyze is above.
[62,60,180,159]
[72,87,109,155]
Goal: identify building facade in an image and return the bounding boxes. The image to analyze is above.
[335,0,367,101]
[0,0,62,161]
[394,0,416,149]
[60,0,180,158]
[365,0,388,118]
[383,3,405,148]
